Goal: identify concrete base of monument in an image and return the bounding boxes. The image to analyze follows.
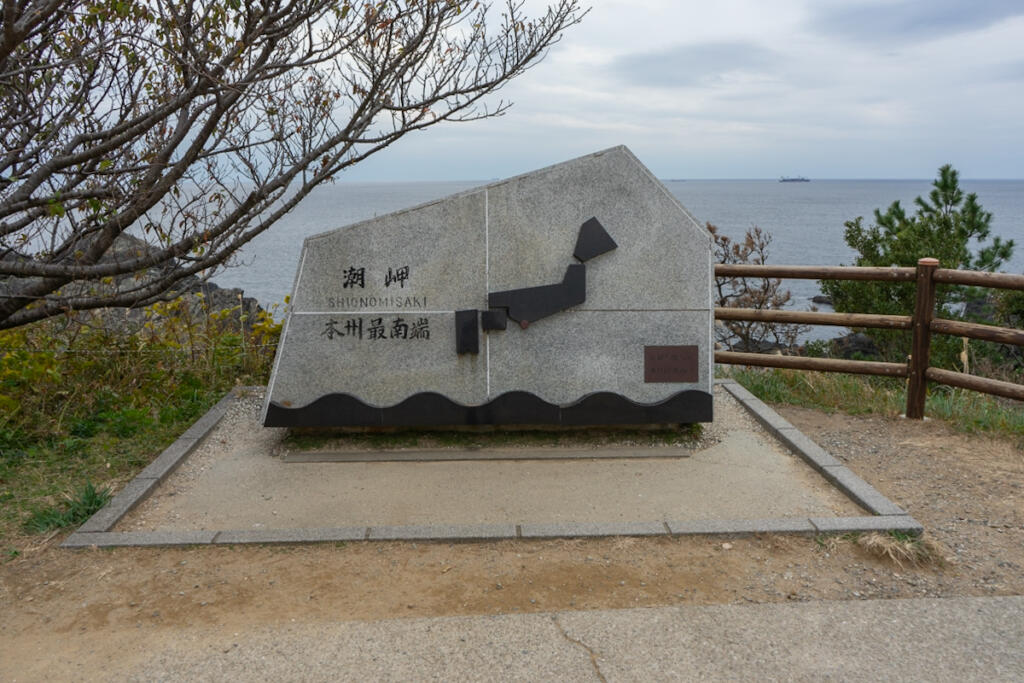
[63,381,922,549]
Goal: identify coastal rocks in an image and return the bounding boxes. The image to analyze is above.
[1,233,265,331]
[830,332,880,360]
[964,293,998,323]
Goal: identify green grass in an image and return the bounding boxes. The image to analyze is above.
[0,399,224,540]
[725,366,1024,442]
[22,481,111,533]
[0,298,282,543]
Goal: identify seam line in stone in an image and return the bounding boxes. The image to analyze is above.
[485,187,491,399]
[292,310,451,316]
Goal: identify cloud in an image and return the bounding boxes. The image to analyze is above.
[992,59,1024,82]
[609,41,780,88]
[810,0,1024,45]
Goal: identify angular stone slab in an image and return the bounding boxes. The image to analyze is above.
[290,190,487,313]
[263,146,713,427]
[486,148,709,311]
[487,311,712,405]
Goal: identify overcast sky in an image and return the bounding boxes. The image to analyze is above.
[346,0,1024,181]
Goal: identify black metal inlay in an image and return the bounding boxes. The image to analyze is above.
[573,217,617,262]
[264,394,382,428]
[481,308,508,331]
[472,390,561,424]
[264,390,713,427]
[561,391,713,425]
[455,309,480,354]
[487,263,586,325]
[383,393,474,426]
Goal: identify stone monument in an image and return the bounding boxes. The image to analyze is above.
[262,146,713,427]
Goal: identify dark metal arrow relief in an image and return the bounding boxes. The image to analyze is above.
[488,217,616,327]
[454,218,616,354]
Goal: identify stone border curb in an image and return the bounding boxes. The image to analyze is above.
[367,524,518,541]
[717,379,915,519]
[215,527,368,545]
[666,518,817,536]
[519,521,668,539]
[810,515,924,535]
[63,530,218,548]
[61,387,245,546]
[62,382,923,549]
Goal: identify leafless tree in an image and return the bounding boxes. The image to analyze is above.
[0,0,585,328]
[709,223,808,352]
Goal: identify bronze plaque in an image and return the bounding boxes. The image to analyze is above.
[644,345,698,383]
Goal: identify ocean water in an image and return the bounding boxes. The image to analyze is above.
[217,179,1024,323]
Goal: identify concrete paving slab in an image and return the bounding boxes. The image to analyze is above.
[557,597,1024,682]
[125,610,596,682]
[115,597,1024,681]
[114,386,862,535]
[70,382,919,547]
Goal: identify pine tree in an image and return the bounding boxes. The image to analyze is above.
[821,165,1015,366]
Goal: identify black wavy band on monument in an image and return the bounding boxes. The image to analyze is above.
[264,390,713,427]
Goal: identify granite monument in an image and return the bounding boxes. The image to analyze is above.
[262,146,713,427]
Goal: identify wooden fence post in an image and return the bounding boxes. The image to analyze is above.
[906,257,939,418]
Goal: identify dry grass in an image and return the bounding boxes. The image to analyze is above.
[854,532,949,568]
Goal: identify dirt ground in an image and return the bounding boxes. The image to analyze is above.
[1,406,1022,678]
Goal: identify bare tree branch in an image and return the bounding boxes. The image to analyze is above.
[0,0,586,328]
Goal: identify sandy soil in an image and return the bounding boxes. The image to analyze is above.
[1,405,1021,679]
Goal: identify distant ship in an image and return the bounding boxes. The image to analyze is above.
[779,176,810,182]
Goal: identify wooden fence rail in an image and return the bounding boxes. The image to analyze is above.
[714,258,1024,418]
[714,308,912,330]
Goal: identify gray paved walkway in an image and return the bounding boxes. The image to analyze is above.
[122,596,1024,681]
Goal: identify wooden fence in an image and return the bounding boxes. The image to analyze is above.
[713,258,1024,419]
